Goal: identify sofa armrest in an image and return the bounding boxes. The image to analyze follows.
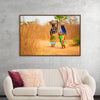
[4,76,14,100]
[83,75,96,95]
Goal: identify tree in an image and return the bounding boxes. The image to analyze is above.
[72,16,78,24]
[54,16,67,22]
[67,16,78,24]
[34,18,39,24]
[67,16,73,24]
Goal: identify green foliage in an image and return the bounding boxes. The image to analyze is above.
[73,36,80,46]
[27,21,34,24]
[71,36,80,46]
[54,16,67,21]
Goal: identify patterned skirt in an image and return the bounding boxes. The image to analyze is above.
[50,33,56,44]
[59,34,66,47]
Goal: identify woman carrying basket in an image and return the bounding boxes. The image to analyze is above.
[58,21,67,48]
[49,20,58,47]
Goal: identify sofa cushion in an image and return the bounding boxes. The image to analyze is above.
[38,87,63,96]
[13,87,37,96]
[63,88,80,97]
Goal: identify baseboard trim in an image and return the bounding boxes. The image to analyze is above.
[0,95,6,97]
[0,95,100,97]
[94,95,100,98]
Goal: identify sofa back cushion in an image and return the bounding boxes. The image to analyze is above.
[42,69,64,87]
[13,69,88,87]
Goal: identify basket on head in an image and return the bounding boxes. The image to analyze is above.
[59,21,66,25]
[49,20,58,25]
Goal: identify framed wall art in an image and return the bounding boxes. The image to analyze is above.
[19,15,81,56]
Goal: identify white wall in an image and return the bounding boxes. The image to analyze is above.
[0,0,100,95]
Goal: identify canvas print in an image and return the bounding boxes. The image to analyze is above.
[20,15,81,56]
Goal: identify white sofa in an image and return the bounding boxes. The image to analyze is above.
[4,69,96,100]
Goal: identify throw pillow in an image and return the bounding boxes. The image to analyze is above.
[8,71,24,88]
[20,69,45,87]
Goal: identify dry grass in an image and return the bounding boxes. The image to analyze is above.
[65,24,80,39]
[20,22,80,55]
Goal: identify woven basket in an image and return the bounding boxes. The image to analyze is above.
[49,20,58,24]
[59,21,66,25]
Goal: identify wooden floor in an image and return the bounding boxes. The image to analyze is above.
[0,97,100,100]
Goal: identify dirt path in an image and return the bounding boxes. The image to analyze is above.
[37,40,80,56]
